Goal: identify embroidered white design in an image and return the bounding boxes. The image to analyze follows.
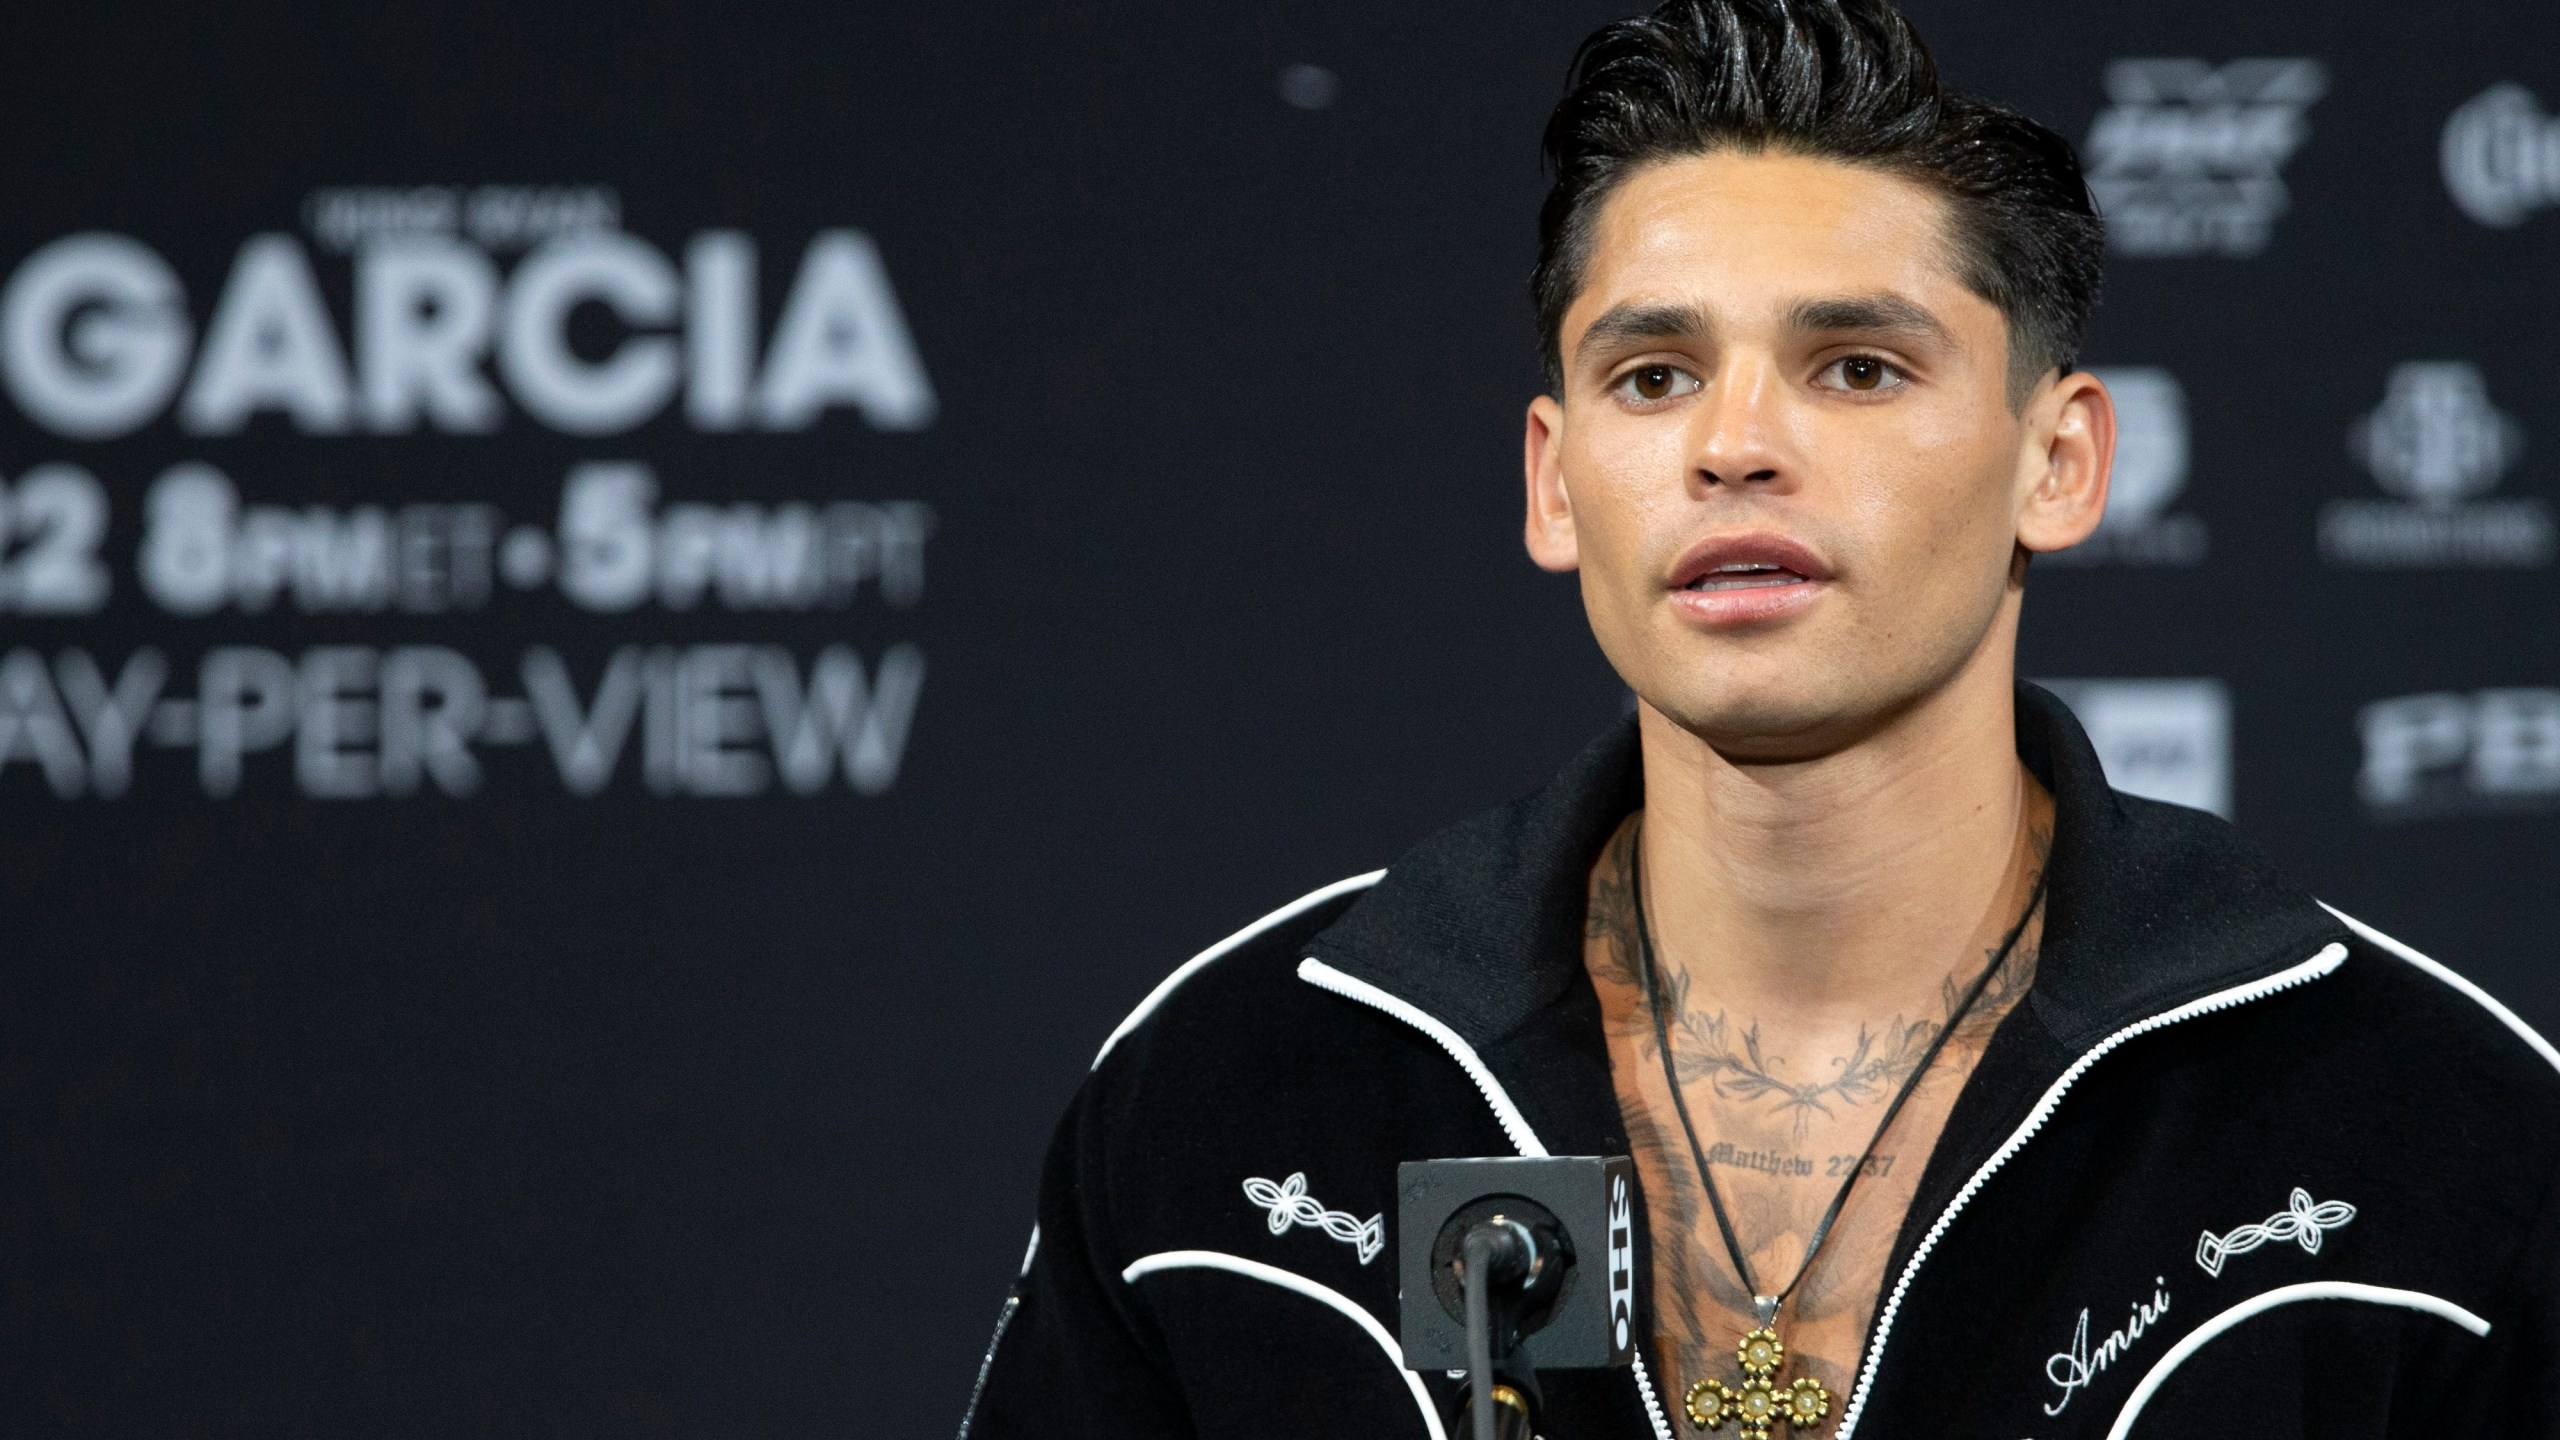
[2044,1278,2172,1415]
[2195,1187,2357,1277]
[1243,1172,1384,1265]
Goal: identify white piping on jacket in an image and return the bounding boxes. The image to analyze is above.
[1294,958,1679,1440]
[1092,870,1386,1069]
[1295,957,1548,1158]
[1832,942,2350,1440]
[2322,903,2560,1078]
[1122,1249,1448,1440]
[2104,1282,2488,1440]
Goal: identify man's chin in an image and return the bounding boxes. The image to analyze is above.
[1639,686,1901,766]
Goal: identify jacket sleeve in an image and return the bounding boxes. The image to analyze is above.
[2432,1166,2560,1436]
[957,1073,1191,1438]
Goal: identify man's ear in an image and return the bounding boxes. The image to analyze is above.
[2016,369,2115,556]
[1524,394,1580,573]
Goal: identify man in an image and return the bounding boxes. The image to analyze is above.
[962,1,2560,1435]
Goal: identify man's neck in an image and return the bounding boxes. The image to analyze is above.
[1634,656,2051,1027]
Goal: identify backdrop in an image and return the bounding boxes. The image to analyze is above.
[4,2,2556,1435]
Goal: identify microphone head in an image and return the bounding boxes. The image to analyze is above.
[1396,1155,1638,1372]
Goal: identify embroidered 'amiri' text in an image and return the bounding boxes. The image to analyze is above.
[2044,1278,2172,1415]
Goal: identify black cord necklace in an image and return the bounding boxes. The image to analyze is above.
[1628,816,2048,1436]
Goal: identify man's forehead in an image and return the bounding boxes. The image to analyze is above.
[1569,150,1983,335]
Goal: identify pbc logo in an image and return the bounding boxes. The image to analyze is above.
[2319,363,2552,568]
[2048,366,2207,567]
[2359,690,2560,820]
[2443,84,2560,228]
[2083,58,2327,258]
[2041,680,2232,819]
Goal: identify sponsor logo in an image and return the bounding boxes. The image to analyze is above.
[2047,366,2207,566]
[2319,362,2551,568]
[2041,680,2233,819]
[2083,58,2327,258]
[2359,689,2560,820]
[1608,1173,1635,1351]
[2443,83,2560,228]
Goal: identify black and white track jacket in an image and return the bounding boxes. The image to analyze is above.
[962,684,2560,1438]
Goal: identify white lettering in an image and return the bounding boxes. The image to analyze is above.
[500,232,680,435]
[0,648,87,797]
[296,647,380,798]
[753,644,925,795]
[756,230,934,430]
[685,231,755,430]
[2,233,192,437]
[560,461,656,611]
[198,647,296,796]
[182,234,354,433]
[523,647,643,795]
[381,647,485,796]
[2044,1280,2171,1415]
[54,649,166,797]
[357,237,501,432]
[140,462,240,616]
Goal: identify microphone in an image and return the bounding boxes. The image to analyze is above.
[1398,1157,1636,1439]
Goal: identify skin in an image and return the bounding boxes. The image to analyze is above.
[1521,150,2115,1411]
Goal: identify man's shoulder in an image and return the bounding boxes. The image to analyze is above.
[2317,906,2560,1107]
[1085,870,1386,1080]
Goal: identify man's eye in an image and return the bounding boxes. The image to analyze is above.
[1616,365,1699,403]
[1819,355,1905,393]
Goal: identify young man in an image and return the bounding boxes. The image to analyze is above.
[962,2,2560,1436]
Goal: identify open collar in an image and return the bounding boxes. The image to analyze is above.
[1302,683,2349,1056]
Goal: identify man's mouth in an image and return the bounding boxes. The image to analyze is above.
[1684,562,1809,592]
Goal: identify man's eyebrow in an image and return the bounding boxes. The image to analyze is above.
[1785,294,1955,347]
[1574,301,1714,363]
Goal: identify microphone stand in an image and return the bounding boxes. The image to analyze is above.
[1455,1215,1563,1440]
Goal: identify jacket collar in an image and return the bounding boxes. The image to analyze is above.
[1303,683,2349,1055]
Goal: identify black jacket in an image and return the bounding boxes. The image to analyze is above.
[963,685,2560,1439]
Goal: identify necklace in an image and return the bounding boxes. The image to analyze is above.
[1628,818,2048,1437]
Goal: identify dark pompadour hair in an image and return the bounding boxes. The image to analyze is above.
[1533,0,2104,403]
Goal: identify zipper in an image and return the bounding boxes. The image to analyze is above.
[1832,942,2347,1440]
[1296,956,1678,1440]
[954,1294,1020,1440]
[1297,957,1548,1158]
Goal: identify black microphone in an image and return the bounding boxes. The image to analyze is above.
[1398,1157,1636,1439]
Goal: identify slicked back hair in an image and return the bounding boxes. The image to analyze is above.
[1534,0,2104,406]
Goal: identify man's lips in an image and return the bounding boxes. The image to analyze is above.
[1666,532,1833,626]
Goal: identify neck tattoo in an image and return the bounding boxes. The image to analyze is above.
[1628,817,2049,1437]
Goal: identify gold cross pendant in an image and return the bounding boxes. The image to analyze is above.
[1681,1328,1833,1438]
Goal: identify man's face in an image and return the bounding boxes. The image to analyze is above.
[1524,149,2109,761]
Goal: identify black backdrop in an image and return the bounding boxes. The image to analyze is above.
[4,3,2556,1436]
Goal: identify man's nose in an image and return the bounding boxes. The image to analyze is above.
[1691,359,1791,491]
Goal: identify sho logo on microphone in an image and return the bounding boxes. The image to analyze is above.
[2319,363,2551,569]
[1607,1173,1635,1350]
[2082,58,2327,258]
[2359,689,2560,821]
[2443,84,2560,228]
[2046,366,2207,567]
